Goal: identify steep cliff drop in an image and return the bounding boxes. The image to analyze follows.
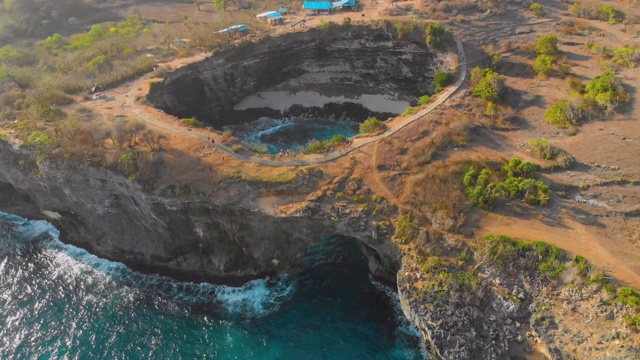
[0,141,400,286]
[146,25,434,128]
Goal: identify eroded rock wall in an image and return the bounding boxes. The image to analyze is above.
[0,141,400,284]
[147,25,434,127]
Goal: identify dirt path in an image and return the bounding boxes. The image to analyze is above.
[125,38,467,167]
[478,213,640,289]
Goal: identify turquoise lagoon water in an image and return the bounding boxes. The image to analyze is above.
[0,212,426,359]
[244,119,359,154]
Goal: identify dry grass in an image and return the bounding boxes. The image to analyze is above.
[401,160,470,231]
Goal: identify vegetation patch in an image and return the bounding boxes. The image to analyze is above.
[464,158,551,209]
[545,70,628,128]
[530,3,545,16]
[536,35,559,55]
[569,2,624,24]
[393,213,418,243]
[304,135,348,154]
[433,70,453,93]
[483,234,565,279]
[534,55,554,77]
[529,139,559,160]
[425,23,454,50]
[183,117,204,128]
[359,117,385,134]
[470,67,506,102]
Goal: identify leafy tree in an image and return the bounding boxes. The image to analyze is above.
[425,23,453,49]
[533,54,553,77]
[472,68,505,102]
[536,35,558,55]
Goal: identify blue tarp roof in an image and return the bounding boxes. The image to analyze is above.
[217,24,249,34]
[266,12,283,18]
[332,0,356,7]
[303,1,332,10]
[256,11,279,18]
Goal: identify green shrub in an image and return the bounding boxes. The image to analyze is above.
[463,167,496,209]
[183,117,204,128]
[529,139,558,160]
[418,95,432,105]
[248,142,268,154]
[536,35,559,55]
[305,139,326,154]
[534,54,554,77]
[393,213,418,243]
[425,23,453,49]
[328,134,347,145]
[566,76,584,92]
[612,46,639,68]
[569,2,624,24]
[472,68,505,102]
[24,131,55,162]
[464,158,551,209]
[530,3,545,16]
[359,117,385,134]
[583,70,629,111]
[433,70,453,92]
[484,101,498,118]
[617,287,640,310]
[402,106,420,115]
[117,152,138,176]
[484,235,565,279]
[545,99,583,128]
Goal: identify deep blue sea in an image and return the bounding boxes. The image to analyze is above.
[0,212,426,359]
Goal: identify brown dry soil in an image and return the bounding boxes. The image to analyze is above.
[71,0,640,290]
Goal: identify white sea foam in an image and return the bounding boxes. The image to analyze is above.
[0,212,295,318]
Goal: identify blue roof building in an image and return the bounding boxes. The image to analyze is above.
[303,1,332,10]
[217,24,249,35]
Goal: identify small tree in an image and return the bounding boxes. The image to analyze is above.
[472,68,505,102]
[534,54,554,77]
[536,35,559,55]
[530,3,545,17]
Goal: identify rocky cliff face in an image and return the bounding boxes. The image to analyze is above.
[147,25,434,127]
[0,141,400,285]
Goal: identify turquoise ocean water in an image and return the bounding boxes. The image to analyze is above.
[0,212,426,359]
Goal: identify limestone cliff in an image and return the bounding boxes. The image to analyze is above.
[0,141,400,285]
[147,25,434,127]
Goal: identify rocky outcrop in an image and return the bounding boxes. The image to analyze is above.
[147,25,434,127]
[0,141,400,285]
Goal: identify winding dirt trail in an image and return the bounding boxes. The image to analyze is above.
[126,39,467,167]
